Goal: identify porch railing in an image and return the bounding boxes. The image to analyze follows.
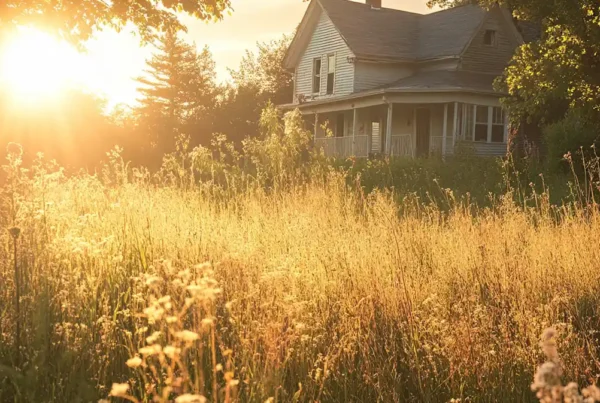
[315,136,369,158]
[390,134,413,158]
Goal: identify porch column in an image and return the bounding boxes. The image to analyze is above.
[442,103,448,157]
[352,107,358,156]
[453,102,458,147]
[386,103,393,156]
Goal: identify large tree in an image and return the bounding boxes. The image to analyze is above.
[0,0,231,43]
[134,30,217,159]
[427,0,600,126]
[215,35,293,144]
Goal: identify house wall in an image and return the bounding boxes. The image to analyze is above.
[295,10,355,102]
[354,62,414,92]
[460,8,519,75]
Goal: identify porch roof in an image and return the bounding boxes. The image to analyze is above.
[281,71,505,110]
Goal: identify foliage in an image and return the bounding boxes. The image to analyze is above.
[543,110,600,173]
[134,30,218,165]
[214,35,294,143]
[4,136,600,401]
[0,0,231,43]
[229,35,294,107]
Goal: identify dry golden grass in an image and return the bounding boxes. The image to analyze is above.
[1,111,600,402]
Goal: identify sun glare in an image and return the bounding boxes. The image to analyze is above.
[0,28,85,102]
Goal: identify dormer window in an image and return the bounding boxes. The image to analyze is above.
[312,58,321,94]
[484,29,497,46]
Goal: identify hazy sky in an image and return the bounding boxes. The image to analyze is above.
[83,0,437,106]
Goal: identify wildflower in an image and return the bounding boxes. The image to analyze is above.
[201,317,214,328]
[215,363,223,371]
[175,394,207,403]
[126,356,143,368]
[146,331,161,344]
[540,328,558,362]
[158,296,171,304]
[166,315,178,324]
[164,345,181,359]
[139,344,162,356]
[109,383,129,397]
[175,330,200,343]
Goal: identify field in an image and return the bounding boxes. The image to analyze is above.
[1,114,600,402]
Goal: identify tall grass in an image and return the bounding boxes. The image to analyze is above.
[1,108,600,402]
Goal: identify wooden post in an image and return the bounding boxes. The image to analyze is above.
[352,107,358,156]
[453,102,458,147]
[442,103,448,157]
[386,103,393,156]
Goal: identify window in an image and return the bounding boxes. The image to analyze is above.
[312,58,321,93]
[475,105,488,142]
[336,113,345,137]
[491,107,504,143]
[484,30,496,46]
[326,54,335,95]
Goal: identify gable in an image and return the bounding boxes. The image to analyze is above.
[294,9,355,99]
[460,7,522,75]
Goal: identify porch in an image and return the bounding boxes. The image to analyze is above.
[307,100,509,159]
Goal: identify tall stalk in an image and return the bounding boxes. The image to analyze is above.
[9,226,21,368]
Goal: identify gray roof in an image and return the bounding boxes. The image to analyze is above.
[385,70,501,94]
[318,0,488,61]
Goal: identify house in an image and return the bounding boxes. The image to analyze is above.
[281,0,526,158]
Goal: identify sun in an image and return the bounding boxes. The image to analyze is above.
[0,28,85,102]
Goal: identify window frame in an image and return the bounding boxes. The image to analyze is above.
[312,57,322,94]
[470,105,507,144]
[326,53,336,95]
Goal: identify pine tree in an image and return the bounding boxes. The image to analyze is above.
[135,30,217,157]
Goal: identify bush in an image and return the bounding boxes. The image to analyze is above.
[543,110,600,173]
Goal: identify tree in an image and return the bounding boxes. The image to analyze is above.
[230,35,294,106]
[426,0,600,127]
[214,35,293,144]
[0,0,231,43]
[134,30,217,161]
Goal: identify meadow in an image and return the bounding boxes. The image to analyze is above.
[1,110,600,402]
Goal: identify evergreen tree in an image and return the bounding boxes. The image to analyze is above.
[134,30,217,160]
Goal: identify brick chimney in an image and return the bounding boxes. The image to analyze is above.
[367,0,382,9]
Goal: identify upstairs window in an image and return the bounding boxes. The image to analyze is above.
[312,58,321,94]
[326,54,336,95]
[484,29,497,46]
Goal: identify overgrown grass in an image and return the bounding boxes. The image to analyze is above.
[1,109,600,402]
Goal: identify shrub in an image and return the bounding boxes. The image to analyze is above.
[543,110,600,173]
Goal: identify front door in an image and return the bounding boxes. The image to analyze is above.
[416,108,430,157]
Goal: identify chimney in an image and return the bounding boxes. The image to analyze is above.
[367,0,381,9]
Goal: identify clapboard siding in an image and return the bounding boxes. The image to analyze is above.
[295,10,354,101]
[471,142,507,156]
[460,8,518,75]
[354,62,413,92]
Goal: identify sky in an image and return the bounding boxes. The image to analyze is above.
[68,0,437,107]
